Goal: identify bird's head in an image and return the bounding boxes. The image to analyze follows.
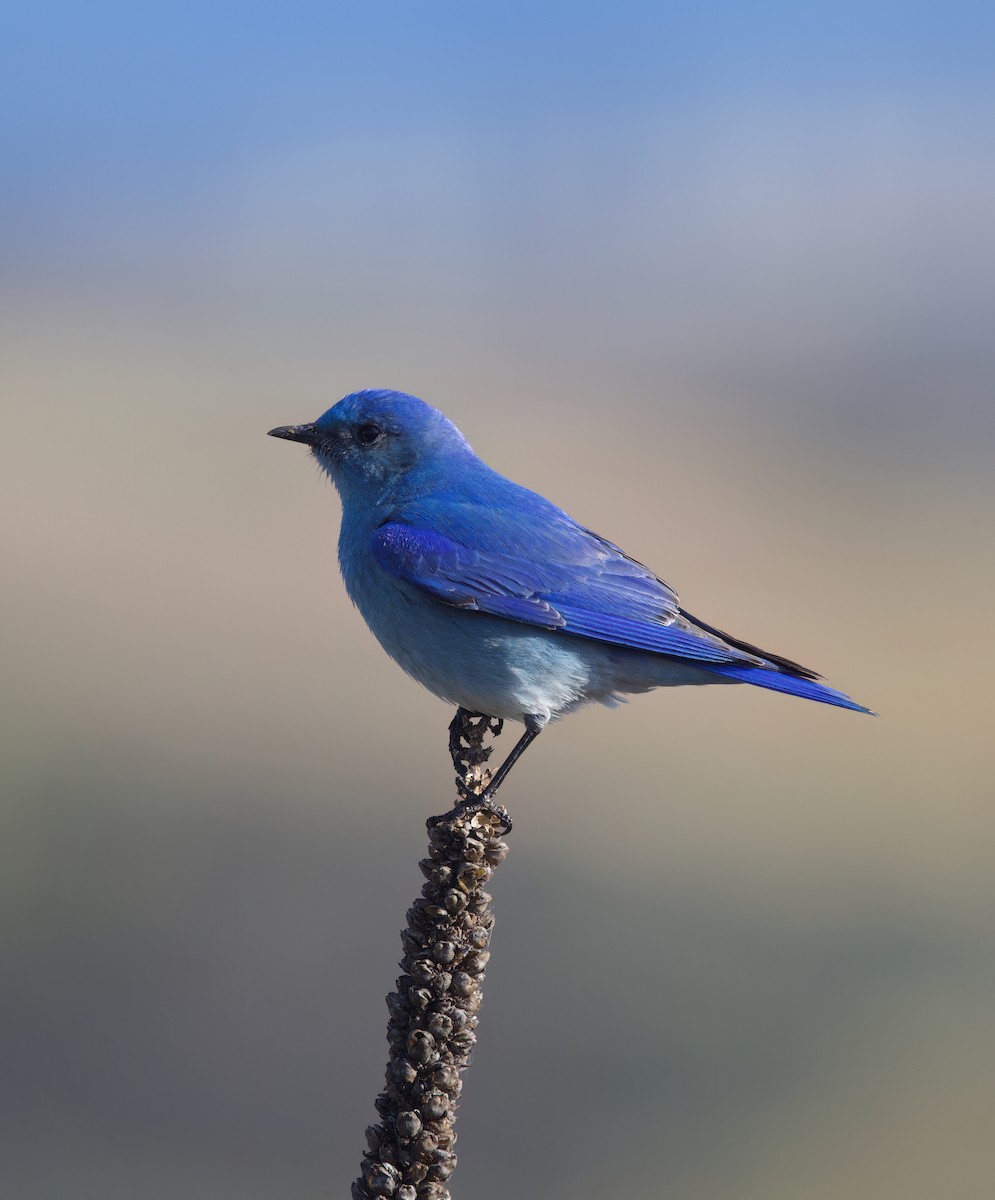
[268,389,473,502]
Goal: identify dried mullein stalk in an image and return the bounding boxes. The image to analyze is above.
[352,779,511,1199]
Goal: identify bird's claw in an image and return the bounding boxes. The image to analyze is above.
[442,706,513,830]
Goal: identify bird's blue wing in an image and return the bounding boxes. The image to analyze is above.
[370,521,759,666]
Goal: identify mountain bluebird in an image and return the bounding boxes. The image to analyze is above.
[269,390,870,802]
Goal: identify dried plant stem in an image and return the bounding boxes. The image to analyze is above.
[353,719,511,1200]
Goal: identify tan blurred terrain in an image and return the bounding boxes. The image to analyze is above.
[3,284,993,1199]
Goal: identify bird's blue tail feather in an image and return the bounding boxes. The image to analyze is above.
[705,663,873,713]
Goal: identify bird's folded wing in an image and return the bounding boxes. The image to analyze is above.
[371,522,758,666]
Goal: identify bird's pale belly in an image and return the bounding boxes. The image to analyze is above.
[358,585,591,723]
[343,555,723,725]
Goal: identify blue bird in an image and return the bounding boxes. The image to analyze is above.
[269,390,871,806]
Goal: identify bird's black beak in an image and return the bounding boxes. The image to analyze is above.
[268,423,320,446]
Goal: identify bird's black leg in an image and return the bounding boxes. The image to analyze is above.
[443,708,542,834]
[480,716,542,803]
[461,716,543,833]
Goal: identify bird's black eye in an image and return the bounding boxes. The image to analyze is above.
[354,422,385,447]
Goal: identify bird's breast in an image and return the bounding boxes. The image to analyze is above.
[336,523,595,722]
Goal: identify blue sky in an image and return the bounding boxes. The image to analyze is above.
[4,2,993,210]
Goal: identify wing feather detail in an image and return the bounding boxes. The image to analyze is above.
[371,522,760,665]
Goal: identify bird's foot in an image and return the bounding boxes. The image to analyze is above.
[431,792,513,836]
[442,707,512,831]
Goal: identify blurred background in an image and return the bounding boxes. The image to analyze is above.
[3,3,994,1197]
